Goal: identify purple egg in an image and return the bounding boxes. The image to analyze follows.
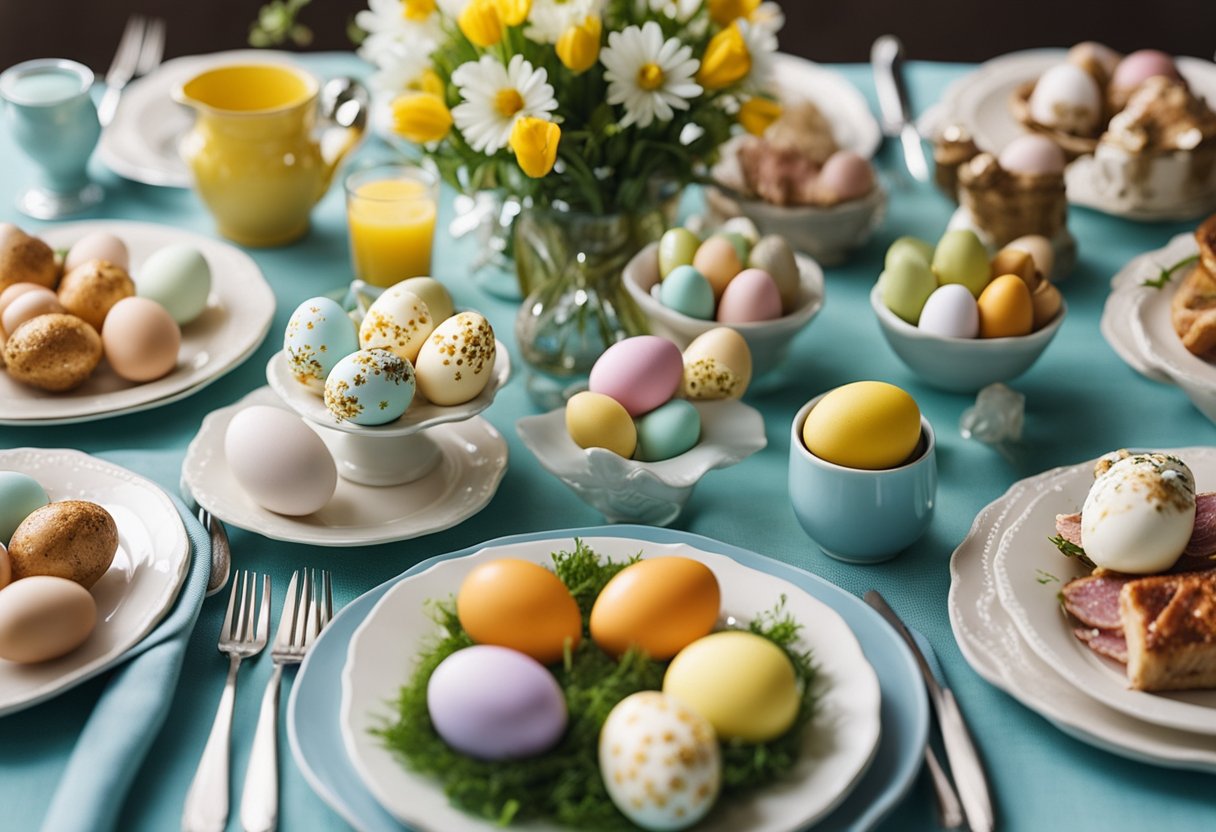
[588,335,684,417]
[717,268,783,323]
[427,645,568,761]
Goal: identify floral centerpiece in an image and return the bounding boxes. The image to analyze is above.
[258,0,785,405]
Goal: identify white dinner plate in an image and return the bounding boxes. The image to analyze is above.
[922,49,1216,220]
[340,536,882,832]
[949,455,1216,771]
[0,448,191,716]
[0,220,275,425]
[98,50,297,188]
[182,387,508,546]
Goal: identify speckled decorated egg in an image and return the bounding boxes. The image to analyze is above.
[284,297,359,393]
[359,285,436,363]
[323,348,416,425]
[414,312,496,406]
[681,327,752,400]
[396,277,454,324]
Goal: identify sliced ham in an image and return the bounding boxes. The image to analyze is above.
[1054,512,1082,547]
[1061,575,1128,630]
[1073,627,1129,664]
[1054,492,1216,559]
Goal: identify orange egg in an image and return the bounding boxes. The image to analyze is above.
[590,557,720,659]
[977,274,1034,338]
[456,559,582,664]
[692,236,743,299]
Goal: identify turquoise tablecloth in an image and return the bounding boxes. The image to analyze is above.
[1,53,1213,832]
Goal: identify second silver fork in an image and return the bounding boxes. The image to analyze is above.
[240,569,333,832]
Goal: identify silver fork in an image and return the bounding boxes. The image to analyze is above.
[183,571,271,832]
[239,569,333,832]
[97,15,166,126]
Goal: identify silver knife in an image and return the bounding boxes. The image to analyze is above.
[864,590,994,832]
[871,35,930,182]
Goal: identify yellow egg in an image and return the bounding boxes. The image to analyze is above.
[692,236,743,299]
[590,557,720,660]
[565,391,637,458]
[457,558,582,664]
[663,631,800,742]
[682,327,753,400]
[802,381,921,470]
[977,274,1034,338]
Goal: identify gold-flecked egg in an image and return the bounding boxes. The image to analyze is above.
[682,327,752,400]
[414,311,496,406]
[3,313,102,391]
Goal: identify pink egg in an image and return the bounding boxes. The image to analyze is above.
[2,287,63,335]
[998,135,1066,176]
[716,269,783,323]
[818,151,875,202]
[1111,49,1180,91]
[588,335,683,417]
[101,297,180,382]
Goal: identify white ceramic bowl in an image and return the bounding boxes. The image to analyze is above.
[705,184,887,266]
[623,243,824,378]
[869,284,1067,393]
[516,399,766,526]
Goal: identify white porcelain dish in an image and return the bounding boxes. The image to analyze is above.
[949,451,1216,771]
[0,220,275,425]
[992,449,1216,735]
[0,448,191,716]
[98,49,296,187]
[181,387,507,546]
[341,535,882,832]
[922,49,1216,220]
[516,399,766,526]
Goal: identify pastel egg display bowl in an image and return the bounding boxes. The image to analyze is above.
[622,243,824,379]
[516,399,766,527]
[869,283,1066,393]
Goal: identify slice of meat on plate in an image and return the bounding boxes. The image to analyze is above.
[1061,574,1129,630]
[1073,627,1128,664]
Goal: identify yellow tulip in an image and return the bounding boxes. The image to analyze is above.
[402,0,437,22]
[556,15,601,74]
[392,92,453,143]
[412,68,445,97]
[738,96,781,135]
[458,0,503,47]
[697,23,751,90]
[707,0,760,26]
[510,117,561,178]
[495,0,531,26]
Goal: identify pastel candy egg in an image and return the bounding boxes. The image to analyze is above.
[715,231,750,263]
[134,245,212,325]
[658,227,700,278]
[716,268,782,323]
[599,691,721,831]
[284,297,359,393]
[324,349,416,425]
[589,335,683,417]
[998,135,1066,176]
[932,230,990,297]
[977,274,1034,338]
[659,265,715,319]
[747,235,800,312]
[590,557,720,659]
[721,215,760,245]
[414,311,497,406]
[682,327,752,400]
[457,559,581,664]
[395,276,453,324]
[0,471,49,545]
[818,150,875,202]
[565,391,637,458]
[634,399,701,462]
[885,236,934,270]
[427,645,567,761]
[64,231,128,274]
[692,236,743,299]
[1028,63,1102,134]
[1111,49,1179,93]
[918,284,980,338]
[802,381,921,470]
[878,250,936,324]
[359,286,435,363]
[224,405,337,515]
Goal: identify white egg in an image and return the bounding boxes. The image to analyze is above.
[599,691,721,831]
[359,286,436,363]
[1081,453,1196,574]
[224,405,337,516]
[396,277,454,324]
[1028,63,1102,135]
[64,231,129,274]
[414,312,497,406]
[918,284,979,338]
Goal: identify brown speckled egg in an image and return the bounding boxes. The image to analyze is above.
[102,297,180,382]
[682,327,752,400]
[3,313,101,391]
[414,312,497,406]
[8,500,118,588]
[57,259,135,331]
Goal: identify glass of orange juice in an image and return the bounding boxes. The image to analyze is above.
[345,164,439,287]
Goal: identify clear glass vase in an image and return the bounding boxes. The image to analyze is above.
[514,200,675,410]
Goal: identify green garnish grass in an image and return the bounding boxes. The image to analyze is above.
[374,540,819,828]
[1142,253,1199,289]
[1049,534,1095,570]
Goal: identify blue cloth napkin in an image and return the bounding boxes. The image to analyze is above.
[36,450,210,832]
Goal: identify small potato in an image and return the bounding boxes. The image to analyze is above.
[8,500,118,589]
[3,313,102,391]
[57,259,134,331]
[0,224,57,294]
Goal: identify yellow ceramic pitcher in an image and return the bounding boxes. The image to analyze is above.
[174,63,366,247]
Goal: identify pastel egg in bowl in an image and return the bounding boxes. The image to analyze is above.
[622,243,824,380]
[870,282,1067,393]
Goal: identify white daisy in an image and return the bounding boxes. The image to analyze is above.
[600,21,702,129]
[751,1,784,35]
[526,0,602,44]
[645,0,699,22]
[357,0,442,66]
[738,18,778,89]
[452,55,558,154]
[368,35,436,97]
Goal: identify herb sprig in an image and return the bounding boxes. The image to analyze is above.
[1143,253,1199,289]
